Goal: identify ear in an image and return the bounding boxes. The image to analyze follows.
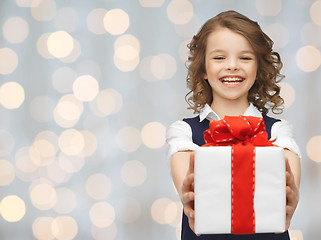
[203,73,208,80]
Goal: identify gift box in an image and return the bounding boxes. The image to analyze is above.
[194,116,286,235]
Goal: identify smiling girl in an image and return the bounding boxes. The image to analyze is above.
[166,10,301,240]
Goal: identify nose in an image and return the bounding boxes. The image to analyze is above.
[225,59,239,71]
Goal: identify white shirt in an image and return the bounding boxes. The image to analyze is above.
[166,104,301,158]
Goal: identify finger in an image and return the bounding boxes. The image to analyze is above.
[286,171,295,188]
[181,191,194,204]
[182,173,194,192]
[183,203,195,220]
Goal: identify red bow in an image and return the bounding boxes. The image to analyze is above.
[203,116,274,147]
[202,116,274,234]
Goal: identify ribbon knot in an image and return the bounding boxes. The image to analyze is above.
[203,116,274,147]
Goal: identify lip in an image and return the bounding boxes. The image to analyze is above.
[219,75,245,88]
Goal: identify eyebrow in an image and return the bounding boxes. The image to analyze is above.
[208,49,256,55]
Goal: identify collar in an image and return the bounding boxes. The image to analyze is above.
[199,103,262,122]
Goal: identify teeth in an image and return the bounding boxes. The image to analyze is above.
[221,77,243,82]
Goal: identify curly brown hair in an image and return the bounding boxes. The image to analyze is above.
[185,10,284,115]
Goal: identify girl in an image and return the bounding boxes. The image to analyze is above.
[166,10,301,240]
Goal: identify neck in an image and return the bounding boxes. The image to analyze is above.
[210,99,250,119]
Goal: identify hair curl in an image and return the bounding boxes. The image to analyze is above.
[185,10,284,115]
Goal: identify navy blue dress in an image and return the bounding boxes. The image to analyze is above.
[181,115,290,240]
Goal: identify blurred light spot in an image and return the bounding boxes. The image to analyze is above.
[151,54,177,80]
[256,0,282,16]
[115,45,139,62]
[16,0,36,7]
[113,35,140,72]
[30,137,56,166]
[52,67,77,93]
[31,0,56,21]
[30,183,57,210]
[121,160,147,187]
[80,130,97,157]
[289,230,304,240]
[165,201,182,227]
[116,126,141,152]
[141,122,166,149]
[0,48,18,74]
[115,197,141,223]
[47,160,72,184]
[52,216,78,239]
[37,33,54,59]
[167,0,194,24]
[90,202,115,228]
[151,198,173,224]
[47,31,74,58]
[59,38,81,63]
[0,195,26,222]
[15,146,38,174]
[30,96,55,122]
[279,82,295,108]
[76,60,101,81]
[91,223,117,240]
[114,34,141,53]
[86,174,111,200]
[296,45,321,72]
[0,82,25,109]
[114,52,139,72]
[264,23,289,49]
[300,22,321,47]
[35,130,58,152]
[54,94,83,128]
[54,7,79,32]
[90,89,123,116]
[87,8,107,35]
[179,39,190,62]
[58,153,85,173]
[307,136,321,162]
[139,0,165,7]
[0,160,15,186]
[103,9,129,35]
[0,130,15,156]
[73,75,99,102]
[53,188,77,214]
[310,1,321,26]
[2,17,29,43]
[32,217,55,240]
[59,129,85,156]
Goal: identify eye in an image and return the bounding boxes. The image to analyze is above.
[240,56,252,60]
[213,56,225,60]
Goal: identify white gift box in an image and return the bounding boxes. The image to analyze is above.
[194,146,286,234]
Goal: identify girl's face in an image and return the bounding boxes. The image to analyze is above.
[204,27,257,106]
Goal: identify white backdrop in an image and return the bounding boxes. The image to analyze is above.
[0,0,320,239]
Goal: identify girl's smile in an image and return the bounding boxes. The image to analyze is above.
[219,75,245,87]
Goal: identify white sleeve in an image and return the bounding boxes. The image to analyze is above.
[166,120,199,157]
[271,120,301,159]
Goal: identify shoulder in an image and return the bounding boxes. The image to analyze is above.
[182,116,201,125]
[270,119,301,158]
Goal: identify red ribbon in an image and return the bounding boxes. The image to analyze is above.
[202,116,274,234]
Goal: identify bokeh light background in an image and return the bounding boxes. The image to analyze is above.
[0,0,320,239]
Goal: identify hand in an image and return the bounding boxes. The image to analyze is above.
[285,157,299,230]
[180,152,199,235]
